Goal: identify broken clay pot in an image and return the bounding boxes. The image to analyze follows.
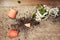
[7,9,17,19]
[8,29,19,38]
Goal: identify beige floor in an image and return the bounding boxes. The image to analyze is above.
[0,0,60,40]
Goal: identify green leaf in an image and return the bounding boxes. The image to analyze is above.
[32,13,36,18]
[39,8,46,15]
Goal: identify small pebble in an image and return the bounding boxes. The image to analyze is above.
[8,28,10,29]
[24,23,31,28]
[25,37,27,39]
[17,1,21,4]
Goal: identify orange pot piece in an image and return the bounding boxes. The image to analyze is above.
[8,29,19,38]
[7,9,17,19]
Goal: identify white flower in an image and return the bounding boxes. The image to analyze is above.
[43,5,51,12]
[35,5,59,22]
[49,7,59,17]
[35,5,49,22]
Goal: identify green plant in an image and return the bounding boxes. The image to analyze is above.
[32,13,36,19]
[37,4,46,15]
[39,8,46,15]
